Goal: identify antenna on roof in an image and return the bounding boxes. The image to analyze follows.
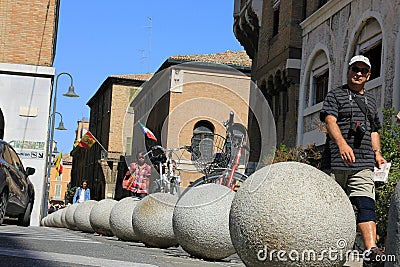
[137,49,147,73]
[145,17,152,74]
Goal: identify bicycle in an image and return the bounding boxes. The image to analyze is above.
[187,111,249,191]
[145,145,190,197]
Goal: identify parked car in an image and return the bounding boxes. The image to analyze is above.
[0,139,35,226]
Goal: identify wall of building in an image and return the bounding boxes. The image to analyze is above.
[297,0,399,146]
[0,62,54,226]
[0,0,59,66]
[49,163,71,203]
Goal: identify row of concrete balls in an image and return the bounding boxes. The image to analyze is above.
[42,162,357,266]
[41,183,236,260]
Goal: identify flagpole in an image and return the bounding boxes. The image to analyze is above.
[88,131,108,154]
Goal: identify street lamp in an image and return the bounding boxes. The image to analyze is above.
[43,72,79,217]
[54,112,67,131]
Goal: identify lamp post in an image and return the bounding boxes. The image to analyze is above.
[43,72,78,217]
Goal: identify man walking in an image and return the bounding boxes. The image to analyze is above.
[320,55,386,266]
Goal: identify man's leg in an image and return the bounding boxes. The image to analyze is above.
[358,221,377,250]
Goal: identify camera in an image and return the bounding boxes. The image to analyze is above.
[350,122,367,135]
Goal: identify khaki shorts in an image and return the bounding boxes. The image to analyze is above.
[327,169,375,200]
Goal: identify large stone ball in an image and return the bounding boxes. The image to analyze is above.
[173,183,235,260]
[229,162,356,267]
[60,208,68,228]
[74,200,97,233]
[52,209,64,228]
[132,193,178,248]
[42,213,54,227]
[385,182,400,267]
[109,197,141,241]
[65,203,80,230]
[89,199,117,236]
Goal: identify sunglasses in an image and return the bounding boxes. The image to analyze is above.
[350,66,370,75]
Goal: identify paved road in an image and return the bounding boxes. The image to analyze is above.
[0,220,244,267]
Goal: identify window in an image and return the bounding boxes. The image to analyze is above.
[309,51,329,106]
[191,121,215,163]
[314,69,329,104]
[273,1,280,36]
[56,174,62,181]
[355,18,382,81]
[54,184,62,199]
[318,0,328,8]
[8,146,24,172]
[2,145,13,166]
[361,42,381,80]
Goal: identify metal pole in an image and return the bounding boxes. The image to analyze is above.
[43,72,74,218]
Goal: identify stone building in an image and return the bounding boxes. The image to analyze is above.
[127,50,252,192]
[0,0,60,225]
[233,0,313,149]
[233,0,397,149]
[72,74,151,200]
[297,0,398,147]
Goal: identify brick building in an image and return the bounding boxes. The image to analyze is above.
[127,50,252,195]
[49,153,72,204]
[71,74,151,200]
[0,0,60,225]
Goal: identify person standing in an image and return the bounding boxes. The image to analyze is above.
[320,55,386,266]
[123,152,151,199]
[73,180,91,204]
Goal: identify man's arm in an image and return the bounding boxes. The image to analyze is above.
[371,132,386,168]
[325,115,355,164]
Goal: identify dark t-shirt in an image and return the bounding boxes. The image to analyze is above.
[320,85,381,171]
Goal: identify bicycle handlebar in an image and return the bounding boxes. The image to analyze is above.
[223,111,234,127]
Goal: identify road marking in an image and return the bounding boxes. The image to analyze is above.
[0,247,158,267]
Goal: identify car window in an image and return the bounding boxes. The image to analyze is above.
[3,145,14,166]
[7,146,24,172]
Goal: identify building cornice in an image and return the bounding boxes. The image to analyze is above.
[300,0,352,36]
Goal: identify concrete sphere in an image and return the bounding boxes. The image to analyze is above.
[229,162,356,267]
[65,203,80,230]
[53,209,64,228]
[109,197,141,241]
[173,183,236,260]
[385,182,400,267]
[42,214,52,227]
[45,213,55,227]
[89,199,117,236]
[60,208,68,228]
[73,200,97,233]
[132,193,178,248]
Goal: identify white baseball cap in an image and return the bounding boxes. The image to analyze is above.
[349,55,371,69]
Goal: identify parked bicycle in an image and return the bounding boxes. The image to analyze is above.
[145,145,190,196]
[187,111,249,191]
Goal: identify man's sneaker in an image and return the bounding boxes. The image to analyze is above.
[363,247,385,267]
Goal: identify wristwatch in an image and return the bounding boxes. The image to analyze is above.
[373,149,382,153]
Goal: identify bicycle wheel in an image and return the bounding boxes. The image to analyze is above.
[185,171,247,193]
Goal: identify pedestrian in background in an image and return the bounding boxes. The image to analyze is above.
[73,180,91,204]
[123,152,151,199]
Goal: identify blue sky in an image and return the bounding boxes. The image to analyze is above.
[53,1,244,153]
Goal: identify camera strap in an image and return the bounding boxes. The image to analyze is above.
[352,94,376,130]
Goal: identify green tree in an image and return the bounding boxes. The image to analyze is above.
[375,107,400,240]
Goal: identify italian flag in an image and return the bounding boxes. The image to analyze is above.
[139,122,157,141]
